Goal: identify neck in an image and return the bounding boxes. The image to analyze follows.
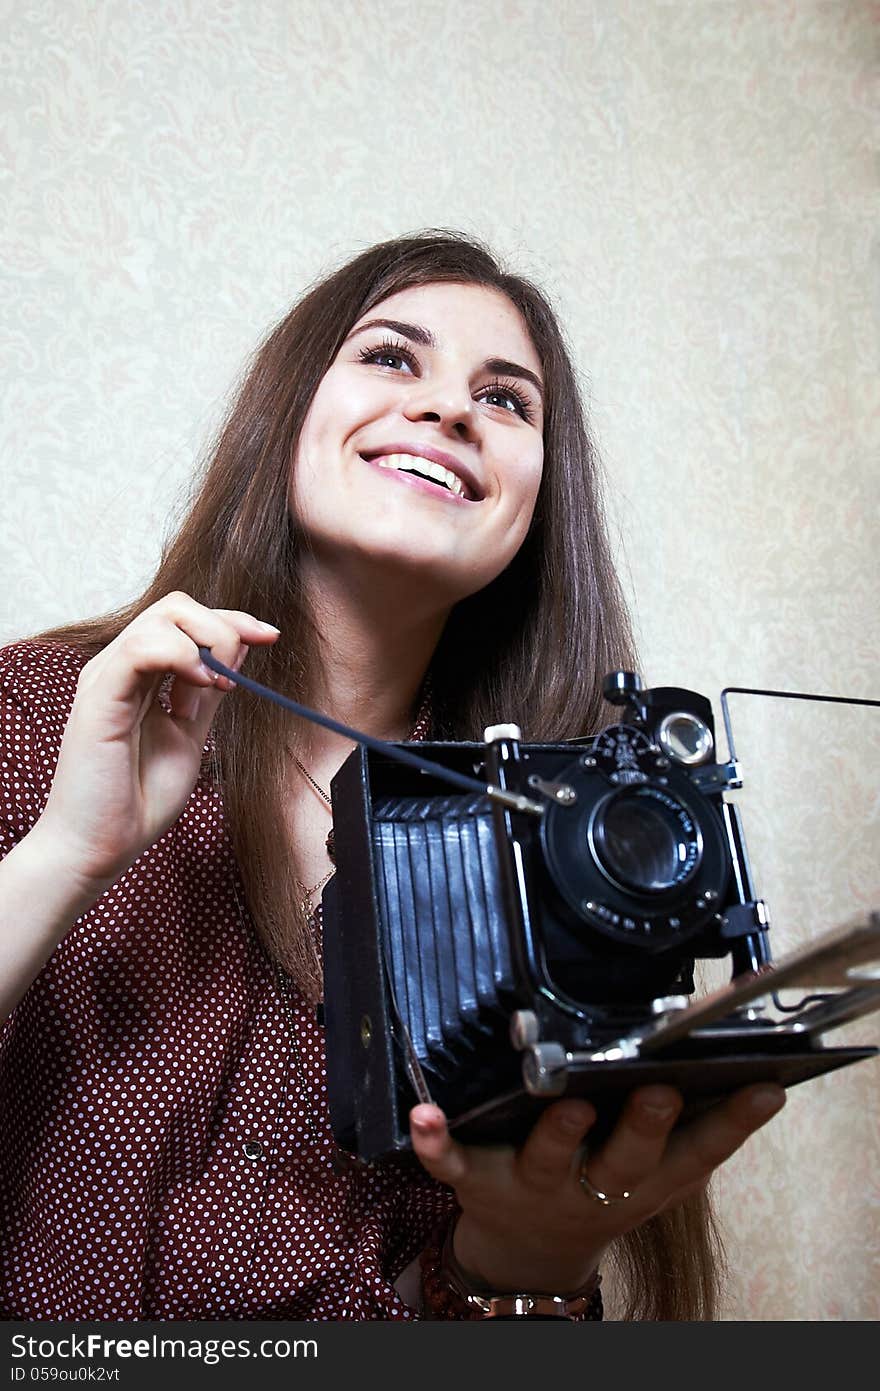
[296,561,449,763]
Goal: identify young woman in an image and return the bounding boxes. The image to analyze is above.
[0,231,785,1321]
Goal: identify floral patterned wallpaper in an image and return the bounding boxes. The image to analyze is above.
[1,0,877,1319]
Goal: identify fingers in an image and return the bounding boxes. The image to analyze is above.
[409,1105,470,1188]
[167,600,279,721]
[409,1101,601,1218]
[511,1087,684,1215]
[514,1100,597,1190]
[155,593,280,691]
[169,643,250,723]
[82,592,281,720]
[577,1085,783,1216]
[652,1084,785,1200]
[410,1082,784,1244]
[579,1086,683,1203]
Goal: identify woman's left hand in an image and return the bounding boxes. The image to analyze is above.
[409,1081,785,1292]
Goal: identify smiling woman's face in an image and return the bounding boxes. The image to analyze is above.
[289,281,545,606]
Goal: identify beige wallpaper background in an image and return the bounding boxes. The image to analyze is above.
[1,0,877,1319]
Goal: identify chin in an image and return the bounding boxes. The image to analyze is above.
[349,539,491,601]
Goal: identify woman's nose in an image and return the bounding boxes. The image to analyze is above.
[402,375,476,434]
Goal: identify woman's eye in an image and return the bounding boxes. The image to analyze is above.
[480,381,536,424]
[355,343,537,425]
[483,388,518,413]
[356,339,417,373]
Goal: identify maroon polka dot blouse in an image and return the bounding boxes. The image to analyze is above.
[0,641,455,1320]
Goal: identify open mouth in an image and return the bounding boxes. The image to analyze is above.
[359,451,480,502]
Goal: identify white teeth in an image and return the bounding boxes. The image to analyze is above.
[373,453,466,498]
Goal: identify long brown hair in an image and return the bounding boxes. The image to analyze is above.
[21,229,723,1318]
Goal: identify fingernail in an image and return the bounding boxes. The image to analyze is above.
[411,1106,444,1135]
[559,1106,591,1134]
[642,1099,676,1121]
[259,621,280,633]
[411,1115,437,1134]
[197,662,219,683]
[751,1086,786,1117]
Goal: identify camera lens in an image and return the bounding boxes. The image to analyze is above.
[590,788,702,895]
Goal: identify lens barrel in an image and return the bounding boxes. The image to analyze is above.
[589,786,703,896]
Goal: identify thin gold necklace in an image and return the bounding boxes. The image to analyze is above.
[289,754,336,912]
[290,678,433,913]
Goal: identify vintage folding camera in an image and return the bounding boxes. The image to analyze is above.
[322,672,880,1160]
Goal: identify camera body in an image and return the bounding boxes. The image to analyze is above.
[322,673,872,1159]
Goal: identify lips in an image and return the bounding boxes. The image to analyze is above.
[359,444,483,502]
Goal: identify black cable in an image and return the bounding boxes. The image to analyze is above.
[197,646,541,812]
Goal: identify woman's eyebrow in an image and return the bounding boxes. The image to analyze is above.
[346,317,436,348]
[345,317,545,401]
[483,356,544,402]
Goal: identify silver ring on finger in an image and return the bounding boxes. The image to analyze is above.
[578,1157,632,1206]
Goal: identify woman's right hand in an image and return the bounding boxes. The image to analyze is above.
[35,592,281,893]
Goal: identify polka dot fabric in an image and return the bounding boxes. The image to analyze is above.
[0,642,455,1320]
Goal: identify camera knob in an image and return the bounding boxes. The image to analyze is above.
[522,1042,568,1097]
[484,723,523,743]
[603,671,644,706]
[509,1010,540,1050]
